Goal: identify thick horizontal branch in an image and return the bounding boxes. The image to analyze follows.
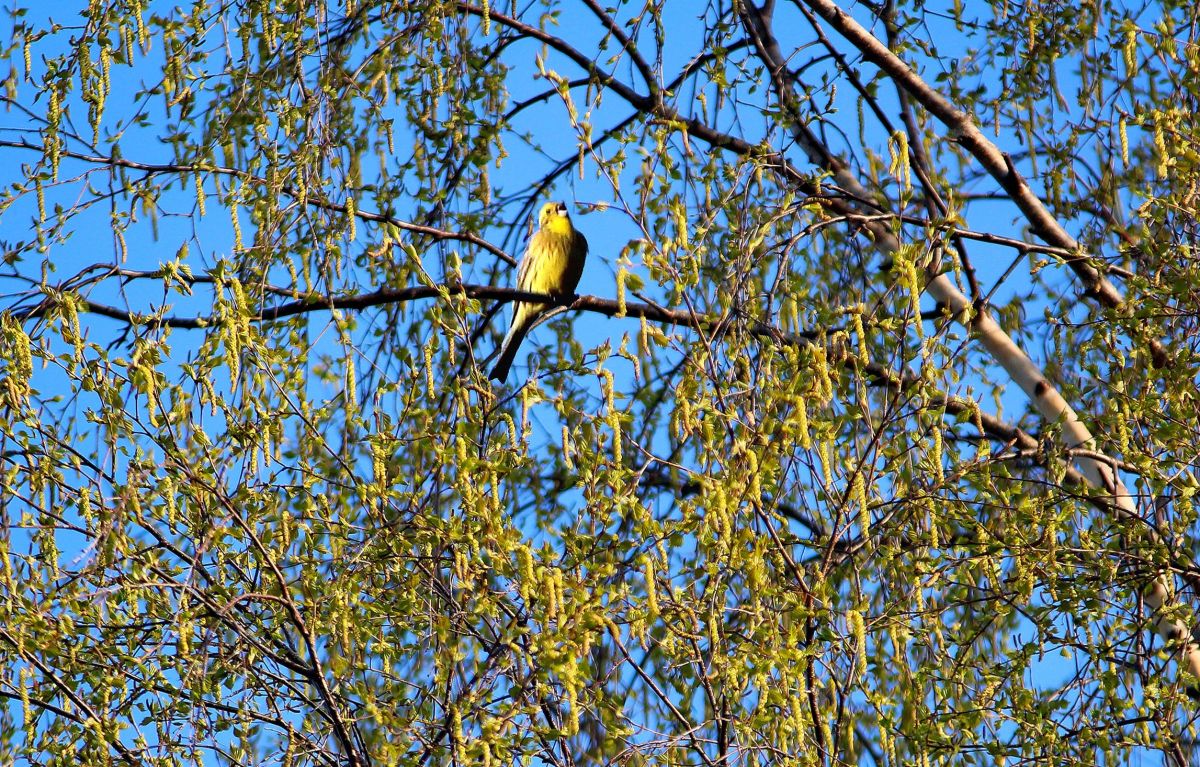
[27,282,823,346]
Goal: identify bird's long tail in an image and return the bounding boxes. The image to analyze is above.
[489,317,529,382]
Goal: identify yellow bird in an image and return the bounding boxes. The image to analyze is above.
[489,201,588,382]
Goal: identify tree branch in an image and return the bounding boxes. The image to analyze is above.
[790,0,1169,366]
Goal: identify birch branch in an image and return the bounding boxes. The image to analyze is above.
[739,0,1200,697]
[792,0,1171,368]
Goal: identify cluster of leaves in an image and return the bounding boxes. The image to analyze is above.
[1,0,1198,766]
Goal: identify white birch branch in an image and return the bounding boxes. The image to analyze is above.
[794,0,1172,369]
[739,0,1200,697]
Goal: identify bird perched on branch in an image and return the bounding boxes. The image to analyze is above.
[489,201,588,382]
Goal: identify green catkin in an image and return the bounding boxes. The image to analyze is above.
[854,474,869,538]
[1155,123,1168,175]
[424,340,435,398]
[195,172,206,216]
[853,305,869,365]
[230,193,243,251]
[813,342,833,403]
[561,426,573,470]
[1123,26,1137,75]
[796,395,812,450]
[848,609,867,676]
[818,440,834,488]
[931,415,944,485]
[643,555,659,619]
[616,266,628,317]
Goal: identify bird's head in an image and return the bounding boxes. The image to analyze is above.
[539,201,574,236]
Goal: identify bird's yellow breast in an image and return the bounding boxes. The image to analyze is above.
[544,215,573,238]
[522,229,574,294]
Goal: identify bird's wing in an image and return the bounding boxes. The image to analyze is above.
[515,231,542,290]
